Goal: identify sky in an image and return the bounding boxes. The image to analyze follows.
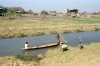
[0,0,100,13]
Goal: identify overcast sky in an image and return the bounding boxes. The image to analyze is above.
[0,0,100,13]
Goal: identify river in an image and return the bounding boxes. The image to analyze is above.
[0,30,100,56]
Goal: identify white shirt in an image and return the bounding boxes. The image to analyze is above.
[25,44,29,49]
[62,44,68,48]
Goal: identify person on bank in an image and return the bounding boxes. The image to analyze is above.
[78,37,84,50]
[61,42,68,52]
[25,42,29,49]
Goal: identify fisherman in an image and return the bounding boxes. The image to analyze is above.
[78,37,84,50]
[55,33,60,45]
[25,42,29,49]
[61,42,68,52]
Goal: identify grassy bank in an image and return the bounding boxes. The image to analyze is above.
[0,17,100,38]
[0,42,100,66]
[40,42,100,66]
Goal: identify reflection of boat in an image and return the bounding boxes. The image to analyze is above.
[22,43,58,50]
[25,51,29,56]
[22,50,32,56]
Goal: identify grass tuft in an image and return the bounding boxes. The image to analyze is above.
[14,55,42,62]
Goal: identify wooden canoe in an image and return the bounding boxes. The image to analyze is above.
[22,43,58,50]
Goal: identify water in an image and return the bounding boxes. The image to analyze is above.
[0,31,100,56]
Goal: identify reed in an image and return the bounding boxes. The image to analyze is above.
[0,17,100,38]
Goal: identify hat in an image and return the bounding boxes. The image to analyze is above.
[26,42,28,44]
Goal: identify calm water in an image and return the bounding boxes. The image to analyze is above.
[0,31,100,56]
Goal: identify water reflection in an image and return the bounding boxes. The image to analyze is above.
[22,46,56,56]
[22,50,33,56]
[24,51,29,56]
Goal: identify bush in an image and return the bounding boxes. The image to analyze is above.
[40,10,48,15]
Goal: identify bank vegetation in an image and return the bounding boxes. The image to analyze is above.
[0,42,100,66]
[0,16,100,38]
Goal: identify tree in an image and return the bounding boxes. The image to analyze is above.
[67,8,70,13]
[40,10,48,15]
[40,10,48,20]
[28,9,33,15]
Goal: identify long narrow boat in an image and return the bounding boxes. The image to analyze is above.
[22,33,66,50]
[21,43,58,50]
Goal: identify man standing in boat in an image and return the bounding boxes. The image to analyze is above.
[55,33,68,52]
[55,33,60,45]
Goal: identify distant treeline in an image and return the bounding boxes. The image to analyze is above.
[0,5,32,16]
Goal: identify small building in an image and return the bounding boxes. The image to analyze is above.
[98,12,100,15]
[49,11,56,16]
[0,8,4,16]
[69,9,79,18]
[33,12,38,15]
[16,11,22,13]
[16,11,22,16]
[70,9,78,14]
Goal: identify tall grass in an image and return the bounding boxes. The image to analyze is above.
[0,17,100,38]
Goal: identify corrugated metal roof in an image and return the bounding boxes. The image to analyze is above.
[0,8,3,9]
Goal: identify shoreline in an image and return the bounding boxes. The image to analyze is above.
[0,42,100,66]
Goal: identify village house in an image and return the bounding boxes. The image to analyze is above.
[70,9,78,14]
[0,7,4,16]
[69,9,79,18]
[33,12,38,15]
[49,11,57,16]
